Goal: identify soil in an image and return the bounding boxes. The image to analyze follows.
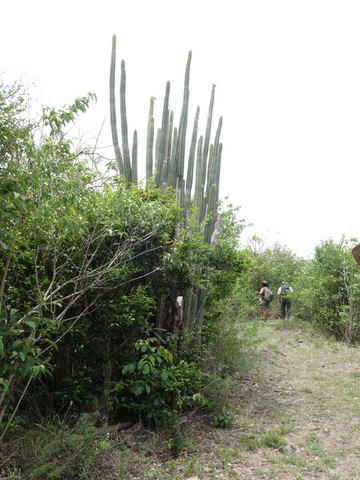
[108,318,360,479]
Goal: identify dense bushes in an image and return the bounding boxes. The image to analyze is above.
[234,236,360,343]
[0,81,249,438]
[295,239,360,342]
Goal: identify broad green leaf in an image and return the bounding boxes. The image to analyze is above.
[141,363,150,375]
[133,384,144,396]
[161,371,169,382]
[23,320,36,330]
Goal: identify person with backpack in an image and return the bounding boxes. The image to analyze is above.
[259,280,273,322]
[277,281,293,319]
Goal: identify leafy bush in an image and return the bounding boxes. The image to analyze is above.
[212,408,235,428]
[116,337,206,426]
[295,238,360,341]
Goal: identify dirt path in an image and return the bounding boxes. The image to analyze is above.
[114,319,360,479]
[4,318,360,479]
[225,319,360,480]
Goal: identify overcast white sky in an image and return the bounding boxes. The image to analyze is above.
[2,0,360,258]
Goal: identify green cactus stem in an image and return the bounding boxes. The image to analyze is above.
[132,130,138,184]
[120,59,132,183]
[109,35,124,175]
[185,106,200,213]
[146,97,155,183]
[175,51,192,181]
[156,81,170,188]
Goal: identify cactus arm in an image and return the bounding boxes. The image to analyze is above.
[213,116,223,167]
[132,130,138,184]
[163,110,174,186]
[194,135,204,222]
[214,141,223,205]
[154,128,161,187]
[176,51,192,180]
[185,106,200,210]
[146,97,155,183]
[120,59,132,183]
[157,81,170,188]
[146,118,155,183]
[109,35,124,175]
[205,183,217,244]
[168,126,178,188]
[202,84,215,182]
[120,60,132,182]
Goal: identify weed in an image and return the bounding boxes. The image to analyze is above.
[261,428,287,449]
[214,446,243,465]
[280,451,307,468]
[299,386,313,394]
[310,374,326,381]
[239,433,260,451]
[267,343,282,355]
[212,408,235,429]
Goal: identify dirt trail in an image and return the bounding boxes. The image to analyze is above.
[112,319,360,479]
[132,320,360,480]
[224,319,360,480]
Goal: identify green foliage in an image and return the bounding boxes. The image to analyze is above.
[212,408,235,428]
[246,237,302,291]
[206,205,250,303]
[0,79,184,430]
[118,337,205,425]
[261,428,288,449]
[233,238,303,320]
[8,413,110,479]
[41,93,96,137]
[0,66,248,446]
[295,238,360,341]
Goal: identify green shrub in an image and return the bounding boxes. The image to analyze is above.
[212,408,235,428]
[116,337,206,426]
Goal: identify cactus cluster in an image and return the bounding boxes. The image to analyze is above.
[109,35,223,329]
[109,35,223,240]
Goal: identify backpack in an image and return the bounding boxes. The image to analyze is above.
[264,287,274,302]
[280,285,289,296]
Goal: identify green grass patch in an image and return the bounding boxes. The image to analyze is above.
[214,446,244,465]
[261,427,289,449]
[299,385,314,394]
[310,374,326,381]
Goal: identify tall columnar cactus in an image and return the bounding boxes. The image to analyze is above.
[110,35,224,329]
[120,59,132,183]
[156,81,170,188]
[146,97,155,183]
[176,51,191,183]
[185,106,200,213]
[109,35,135,184]
[109,35,124,176]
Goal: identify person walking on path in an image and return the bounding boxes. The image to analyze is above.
[259,280,273,323]
[277,281,293,319]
